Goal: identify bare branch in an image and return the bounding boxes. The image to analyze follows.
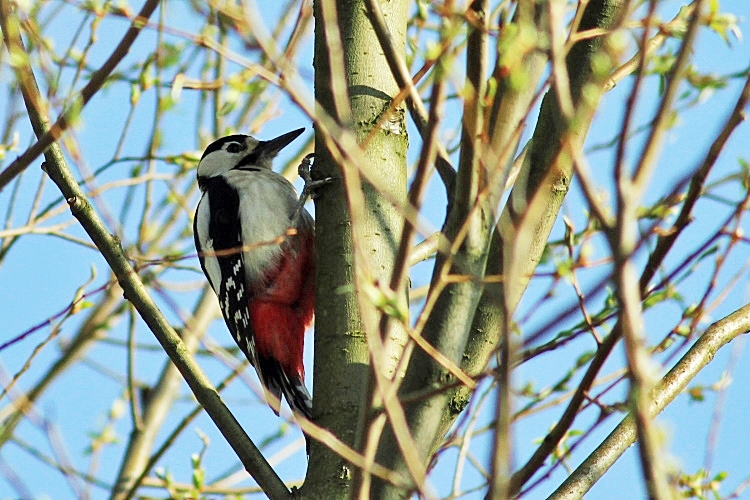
[111,288,216,500]
[549,302,750,500]
[0,3,291,498]
[0,0,161,190]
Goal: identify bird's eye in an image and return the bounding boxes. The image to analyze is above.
[226,142,244,154]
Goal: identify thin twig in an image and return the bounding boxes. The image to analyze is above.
[0,0,161,190]
[510,59,750,498]
[548,302,750,500]
[0,2,291,498]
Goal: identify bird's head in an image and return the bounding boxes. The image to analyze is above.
[196,128,304,184]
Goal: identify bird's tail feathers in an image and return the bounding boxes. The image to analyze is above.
[257,357,313,454]
[256,356,313,419]
[279,370,313,419]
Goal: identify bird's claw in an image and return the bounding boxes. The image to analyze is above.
[294,154,333,219]
[298,153,315,185]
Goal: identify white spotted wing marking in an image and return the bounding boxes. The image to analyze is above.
[194,186,260,372]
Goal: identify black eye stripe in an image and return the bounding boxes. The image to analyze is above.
[226,142,245,154]
[200,134,248,160]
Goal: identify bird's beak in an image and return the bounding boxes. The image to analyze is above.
[256,128,305,157]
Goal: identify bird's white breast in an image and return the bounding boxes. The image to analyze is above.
[225,169,308,285]
[195,167,312,291]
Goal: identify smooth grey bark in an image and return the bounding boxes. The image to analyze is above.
[304,0,408,498]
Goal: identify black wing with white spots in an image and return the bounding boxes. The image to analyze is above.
[193,176,261,372]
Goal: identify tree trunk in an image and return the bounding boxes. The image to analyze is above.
[303,0,409,497]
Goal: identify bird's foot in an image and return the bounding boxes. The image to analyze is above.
[294,154,333,218]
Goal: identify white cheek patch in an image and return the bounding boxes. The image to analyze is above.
[197,150,235,178]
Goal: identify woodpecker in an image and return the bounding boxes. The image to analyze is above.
[193,128,314,421]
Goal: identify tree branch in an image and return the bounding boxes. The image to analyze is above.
[548,303,750,500]
[111,288,216,500]
[363,0,456,190]
[0,2,291,498]
[0,281,123,447]
[373,1,493,497]
[307,0,413,497]
[0,0,157,190]
[509,44,750,497]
